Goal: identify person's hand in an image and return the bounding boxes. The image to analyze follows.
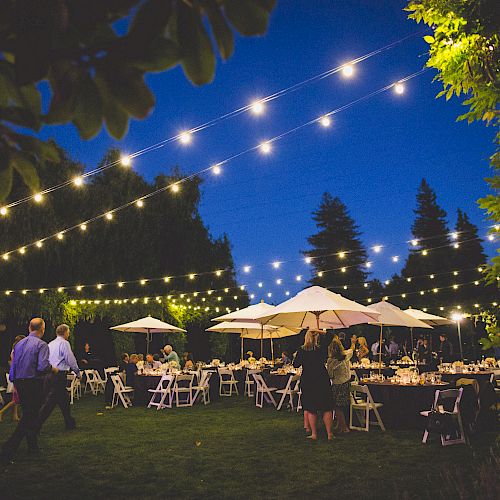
[51,366,59,374]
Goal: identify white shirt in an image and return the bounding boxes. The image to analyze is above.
[49,336,80,375]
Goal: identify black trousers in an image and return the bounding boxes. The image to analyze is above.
[1,378,44,459]
[37,371,75,430]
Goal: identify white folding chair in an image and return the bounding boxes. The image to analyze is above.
[173,374,195,407]
[83,369,99,395]
[192,371,213,405]
[147,375,174,410]
[421,388,467,446]
[276,374,301,411]
[93,370,106,394]
[253,373,277,408]
[111,374,134,408]
[244,369,260,397]
[66,374,79,405]
[349,384,385,432]
[104,367,119,384]
[218,368,239,397]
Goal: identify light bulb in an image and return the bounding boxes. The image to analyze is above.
[317,271,324,277]
[422,250,428,256]
[57,232,64,240]
[259,141,271,154]
[105,212,113,220]
[136,200,144,208]
[73,176,84,187]
[338,251,345,259]
[276,279,282,285]
[2,253,9,260]
[215,270,222,277]
[171,184,180,193]
[97,284,103,289]
[33,193,43,203]
[341,267,346,273]
[212,164,221,175]
[120,155,132,167]
[140,279,147,285]
[393,83,404,94]
[0,206,8,216]
[373,245,382,253]
[392,256,399,263]
[411,239,419,247]
[80,223,87,231]
[179,131,192,145]
[250,100,265,115]
[295,275,302,281]
[19,247,26,254]
[189,273,195,280]
[285,291,290,296]
[319,115,331,127]
[243,266,251,273]
[487,234,494,241]
[258,282,263,288]
[118,282,124,288]
[304,257,312,264]
[163,277,170,283]
[36,241,43,248]
[272,261,281,269]
[342,64,354,77]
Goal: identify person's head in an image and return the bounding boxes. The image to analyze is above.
[164,345,172,355]
[153,354,159,362]
[146,354,154,363]
[246,350,253,358]
[338,331,346,341]
[303,329,320,351]
[13,335,25,348]
[281,351,288,358]
[423,338,429,346]
[182,351,189,361]
[137,354,144,361]
[328,337,346,361]
[55,323,70,340]
[129,354,139,364]
[121,353,129,363]
[29,317,45,337]
[439,334,447,342]
[84,342,90,352]
[390,335,396,343]
[357,336,367,348]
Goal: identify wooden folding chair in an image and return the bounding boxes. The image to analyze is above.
[349,384,385,432]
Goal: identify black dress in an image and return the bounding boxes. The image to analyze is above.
[293,333,333,412]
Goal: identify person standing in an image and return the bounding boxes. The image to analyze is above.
[37,324,81,431]
[293,329,334,441]
[438,334,453,363]
[1,318,55,464]
[163,345,180,367]
[0,335,26,423]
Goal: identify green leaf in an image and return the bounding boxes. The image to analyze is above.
[45,63,80,124]
[206,2,234,60]
[10,151,40,192]
[0,156,13,202]
[130,38,179,72]
[177,4,216,85]
[129,0,172,42]
[0,106,39,129]
[223,0,271,36]
[95,71,130,138]
[73,75,103,139]
[423,35,435,44]
[18,84,42,118]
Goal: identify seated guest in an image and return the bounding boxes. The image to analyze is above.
[80,342,93,366]
[438,334,453,363]
[281,351,291,365]
[182,352,194,370]
[125,354,138,386]
[119,353,129,372]
[387,336,399,359]
[355,336,370,361]
[163,345,180,367]
[136,354,144,370]
[144,354,161,370]
[246,350,256,363]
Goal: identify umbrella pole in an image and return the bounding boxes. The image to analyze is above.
[378,324,383,375]
[260,324,263,359]
[271,338,274,364]
[241,337,244,362]
[146,329,150,355]
[410,328,414,354]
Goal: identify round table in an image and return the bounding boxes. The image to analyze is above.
[436,371,494,385]
[361,381,450,430]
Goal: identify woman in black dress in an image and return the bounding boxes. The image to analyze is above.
[293,329,334,440]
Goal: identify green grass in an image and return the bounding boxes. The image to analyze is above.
[0,396,498,500]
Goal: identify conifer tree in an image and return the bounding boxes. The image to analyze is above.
[304,193,368,301]
[399,179,456,309]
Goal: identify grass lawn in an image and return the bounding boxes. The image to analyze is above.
[0,395,498,500]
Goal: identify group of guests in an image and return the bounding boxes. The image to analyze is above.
[0,318,81,465]
[118,346,195,387]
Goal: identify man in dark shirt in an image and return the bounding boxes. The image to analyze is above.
[438,334,453,363]
[1,318,56,464]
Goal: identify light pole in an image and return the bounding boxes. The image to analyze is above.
[451,312,464,361]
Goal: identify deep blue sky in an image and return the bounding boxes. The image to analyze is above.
[38,1,496,304]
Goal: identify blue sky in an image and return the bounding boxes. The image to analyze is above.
[37,1,497,303]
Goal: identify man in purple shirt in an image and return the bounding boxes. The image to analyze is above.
[1,318,56,463]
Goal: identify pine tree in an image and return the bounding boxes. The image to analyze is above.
[454,209,492,308]
[399,179,456,309]
[304,193,368,301]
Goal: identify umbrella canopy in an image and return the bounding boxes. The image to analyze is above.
[367,302,433,328]
[211,302,275,322]
[403,308,454,326]
[110,316,186,354]
[257,286,381,329]
[206,321,299,339]
[110,316,186,333]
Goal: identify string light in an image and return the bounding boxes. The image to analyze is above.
[2,254,8,261]
[338,252,346,259]
[243,266,251,273]
[189,274,196,280]
[1,207,8,216]
[393,82,405,94]
[36,241,43,248]
[259,141,272,154]
[105,212,113,220]
[73,176,84,187]
[373,245,382,253]
[422,250,428,256]
[319,115,331,127]
[272,261,281,269]
[317,271,324,277]
[18,247,26,255]
[136,200,144,208]
[304,257,312,264]
[33,193,43,203]
[120,155,132,167]
[212,164,222,175]
[392,256,399,262]
[171,184,180,193]
[341,64,354,77]
[57,232,64,240]
[250,100,265,115]
[258,282,263,288]
[296,275,302,281]
[140,279,147,285]
[411,239,419,247]
[80,224,87,231]
[179,131,192,145]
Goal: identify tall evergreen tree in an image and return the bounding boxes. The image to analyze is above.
[453,209,493,307]
[304,193,368,301]
[399,179,456,309]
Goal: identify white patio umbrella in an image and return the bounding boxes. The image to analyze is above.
[368,301,432,371]
[404,308,454,351]
[110,316,186,354]
[211,301,276,358]
[257,286,381,330]
[206,320,299,361]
